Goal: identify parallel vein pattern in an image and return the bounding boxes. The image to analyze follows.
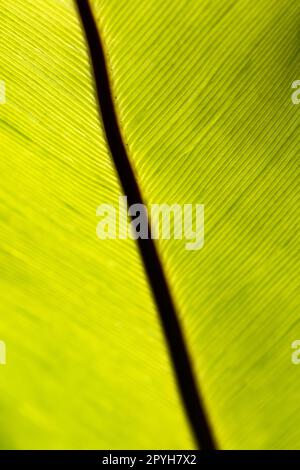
[0,0,193,449]
[91,0,300,449]
[75,0,217,450]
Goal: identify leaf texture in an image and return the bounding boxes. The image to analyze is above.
[0,0,300,450]
[91,0,300,449]
[0,0,193,449]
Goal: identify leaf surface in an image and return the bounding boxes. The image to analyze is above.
[0,0,193,449]
[91,0,300,449]
[1,0,300,450]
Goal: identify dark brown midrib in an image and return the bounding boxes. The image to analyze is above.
[75,0,217,450]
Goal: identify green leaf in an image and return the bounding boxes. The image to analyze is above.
[0,0,300,450]
[0,0,193,449]
[91,0,300,449]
